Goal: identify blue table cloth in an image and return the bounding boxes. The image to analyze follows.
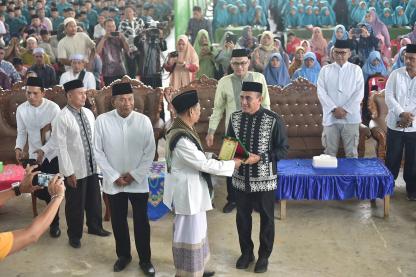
[276,158,394,201]
[147,161,170,221]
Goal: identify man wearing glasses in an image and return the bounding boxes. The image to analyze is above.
[317,39,364,158]
[206,48,270,213]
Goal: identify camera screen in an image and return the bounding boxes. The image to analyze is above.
[38,173,55,187]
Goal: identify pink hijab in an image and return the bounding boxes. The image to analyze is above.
[170,35,199,90]
[310,27,328,57]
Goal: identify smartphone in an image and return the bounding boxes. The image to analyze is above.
[353,28,362,35]
[111,31,119,37]
[37,172,58,187]
[20,159,37,168]
[225,34,236,44]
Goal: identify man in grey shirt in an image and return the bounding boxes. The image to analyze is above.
[186,6,213,44]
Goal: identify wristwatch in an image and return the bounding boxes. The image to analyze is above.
[12,182,21,196]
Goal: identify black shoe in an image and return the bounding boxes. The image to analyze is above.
[254,258,268,273]
[88,228,112,237]
[49,226,61,238]
[139,261,156,276]
[113,256,132,272]
[222,202,236,213]
[68,238,81,249]
[203,271,215,277]
[236,253,255,269]
[407,193,416,201]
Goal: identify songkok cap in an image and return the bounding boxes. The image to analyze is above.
[64,17,76,26]
[334,39,351,49]
[172,90,199,114]
[31,14,39,19]
[33,47,45,55]
[112,82,133,96]
[26,77,44,88]
[63,79,84,93]
[232,48,249,58]
[69,53,85,61]
[406,44,416,53]
[242,81,262,93]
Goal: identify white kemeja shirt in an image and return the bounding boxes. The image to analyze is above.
[385,67,416,132]
[317,61,364,126]
[52,106,96,179]
[164,137,235,215]
[59,70,96,89]
[94,110,156,194]
[15,99,61,161]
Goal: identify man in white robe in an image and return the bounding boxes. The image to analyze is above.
[164,90,242,277]
[94,82,156,276]
[317,39,364,157]
[52,79,110,249]
[15,76,61,237]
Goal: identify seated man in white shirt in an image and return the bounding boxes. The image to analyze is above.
[15,76,62,238]
[59,54,96,89]
[94,82,156,276]
[317,39,364,158]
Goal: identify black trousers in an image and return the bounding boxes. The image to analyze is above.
[33,157,60,228]
[226,177,236,203]
[235,189,275,259]
[385,128,416,194]
[104,75,124,86]
[64,174,103,240]
[108,192,151,263]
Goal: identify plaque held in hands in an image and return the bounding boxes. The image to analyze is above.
[218,136,250,161]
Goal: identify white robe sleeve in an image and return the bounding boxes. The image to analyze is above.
[174,138,235,177]
[15,106,28,151]
[341,66,364,114]
[129,118,156,183]
[317,68,337,114]
[385,71,404,118]
[53,114,74,177]
[93,117,121,184]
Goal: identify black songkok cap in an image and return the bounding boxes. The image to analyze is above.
[242,81,262,93]
[63,79,84,93]
[334,39,351,49]
[231,48,249,58]
[172,90,199,114]
[112,82,133,96]
[31,14,39,19]
[26,77,44,88]
[406,44,416,53]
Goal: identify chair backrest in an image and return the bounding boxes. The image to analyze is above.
[368,89,387,132]
[269,78,323,137]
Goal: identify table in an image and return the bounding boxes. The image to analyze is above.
[287,27,411,40]
[276,158,394,219]
[0,164,25,191]
[147,161,169,221]
[214,26,266,43]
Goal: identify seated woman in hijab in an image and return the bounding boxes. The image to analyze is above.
[363,10,391,51]
[327,25,348,54]
[292,52,321,85]
[251,5,268,26]
[194,29,218,79]
[392,46,406,71]
[264,53,291,87]
[394,6,409,26]
[319,6,336,27]
[213,0,229,31]
[251,31,279,73]
[274,38,290,68]
[237,26,258,51]
[164,90,241,277]
[352,1,368,24]
[238,4,249,26]
[227,4,240,26]
[285,7,301,28]
[289,46,305,77]
[362,50,388,82]
[301,6,317,26]
[349,23,380,66]
[380,8,395,26]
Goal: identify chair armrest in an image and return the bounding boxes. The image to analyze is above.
[370,121,387,160]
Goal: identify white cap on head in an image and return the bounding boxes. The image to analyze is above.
[63,17,76,26]
[33,47,45,55]
[69,53,85,61]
